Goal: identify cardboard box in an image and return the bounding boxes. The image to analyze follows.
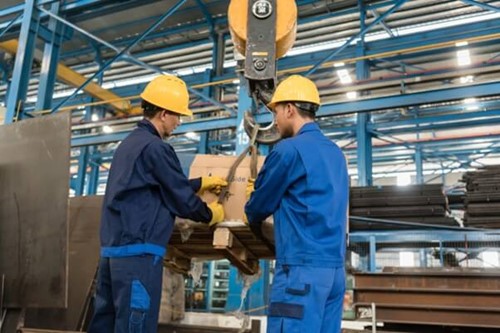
[189,154,265,222]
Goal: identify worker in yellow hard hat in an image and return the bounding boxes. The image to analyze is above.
[245,75,349,333]
[88,75,226,333]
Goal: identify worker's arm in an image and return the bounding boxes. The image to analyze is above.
[189,178,202,192]
[145,142,212,222]
[245,142,298,224]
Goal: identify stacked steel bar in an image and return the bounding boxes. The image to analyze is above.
[353,269,500,329]
[463,166,500,229]
[350,184,457,231]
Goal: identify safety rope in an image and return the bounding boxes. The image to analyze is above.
[218,124,260,204]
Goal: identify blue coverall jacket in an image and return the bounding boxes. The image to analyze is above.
[245,122,349,333]
[100,119,212,257]
[245,122,348,266]
[88,119,212,333]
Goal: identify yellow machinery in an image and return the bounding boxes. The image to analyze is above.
[228,0,297,59]
[228,0,298,143]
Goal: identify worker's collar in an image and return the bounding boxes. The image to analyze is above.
[297,122,320,135]
[138,119,162,139]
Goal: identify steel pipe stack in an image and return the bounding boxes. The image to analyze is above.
[463,166,500,229]
[350,184,457,231]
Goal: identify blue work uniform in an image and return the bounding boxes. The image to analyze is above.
[88,119,212,333]
[245,122,349,333]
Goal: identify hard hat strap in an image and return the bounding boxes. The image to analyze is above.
[293,102,318,114]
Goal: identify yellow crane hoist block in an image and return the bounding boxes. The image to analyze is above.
[228,0,297,59]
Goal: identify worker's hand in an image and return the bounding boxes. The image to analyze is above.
[199,176,228,195]
[246,178,255,200]
[208,201,225,227]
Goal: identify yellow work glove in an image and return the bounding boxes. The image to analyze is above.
[246,178,255,200]
[208,201,225,227]
[199,176,228,195]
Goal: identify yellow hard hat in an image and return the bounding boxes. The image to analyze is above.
[140,75,192,116]
[268,75,321,109]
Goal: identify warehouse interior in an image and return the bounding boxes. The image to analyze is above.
[1,0,500,332]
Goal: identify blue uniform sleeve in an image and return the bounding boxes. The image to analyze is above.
[144,142,212,222]
[189,178,202,192]
[245,141,298,224]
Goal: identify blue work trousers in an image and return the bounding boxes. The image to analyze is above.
[267,264,345,333]
[88,255,163,333]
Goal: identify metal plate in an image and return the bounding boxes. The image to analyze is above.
[25,196,102,330]
[0,113,70,308]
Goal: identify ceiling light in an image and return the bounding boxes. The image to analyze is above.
[103,125,113,133]
[346,91,358,99]
[336,69,352,84]
[91,114,99,121]
[455,41,468,47]
[456,49,471,66]
[460,75,474,84]
[464,98,477,104]
[185,131,198,140]
[397,174,411,186]
[333,62,345,68]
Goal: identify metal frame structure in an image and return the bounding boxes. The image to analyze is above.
[2,0,499,190]
[2,1,500,319]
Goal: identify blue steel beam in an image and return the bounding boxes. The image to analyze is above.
[370,9,395,38]
[0,12,22,39]
[50,0,188,113]
[56,16,500,92]
[42,17,500,118]
[5,0,38,123]
[0,0,56,18]
[356,1,373,186]
[349,230,500,243]
[194,0,215,35]
[80,143,500,166]
[372,109,500,130]
[305,0,407,76]
[71,117,236,147]
[318,81,500,115]
[71,103,500,148]
[235,76,252,154]
[36,1,61,111]
[54,1,405,63]
[460,0,500,13]
[40,3,235,116]
[416,145,424,184]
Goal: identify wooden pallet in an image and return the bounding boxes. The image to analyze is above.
[164,221,274,275]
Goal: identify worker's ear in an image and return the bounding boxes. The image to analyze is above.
[158,110,167,120]
[285,103,295,118]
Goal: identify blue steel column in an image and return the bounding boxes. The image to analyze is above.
[198,69,212,154]
[74,100,93,196]
[236,73,252,154]
[86,46,105,195]
[356,1,373,186]
[5,0,39,123]
[87,155,101,195]
[200,30,226,155]
[75,145,89,195]
[36,1,62,111]
[369,235,377,272]
[415,145,424,184]
[419,248,427,267]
